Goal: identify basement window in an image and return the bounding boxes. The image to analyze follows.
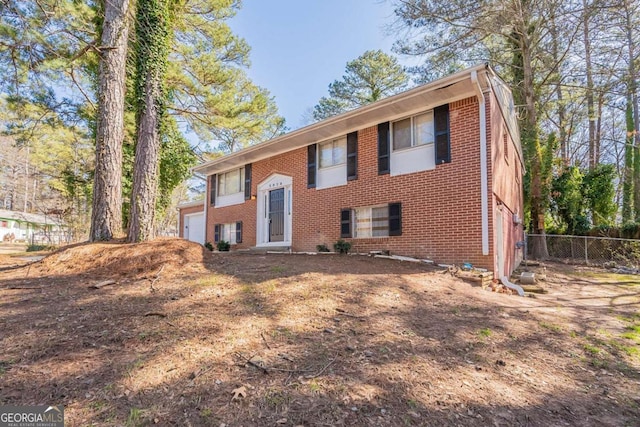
[354,205,389,238]
[341,203,401,238]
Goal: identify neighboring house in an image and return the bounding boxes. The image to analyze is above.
[0,209,64,244]
[181,64,525,277]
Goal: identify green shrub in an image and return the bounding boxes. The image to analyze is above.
[621,221,640,239]
[216,240,230,251]
[316,244,330,252]
[333,239,351,254]
[26,244,54,252]
[204,242,214,251]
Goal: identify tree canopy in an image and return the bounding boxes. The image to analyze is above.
[312,50,409,121]
[391,0,639,242]
[0,0,284,240]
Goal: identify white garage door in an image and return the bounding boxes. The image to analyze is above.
[184,213,205,245]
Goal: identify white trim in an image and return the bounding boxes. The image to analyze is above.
[472,70,490,256]
[215,191,244,208]
[256,174,293,247]
[390,143,435,177]
[177,200,204,209]
[317,163,347,189]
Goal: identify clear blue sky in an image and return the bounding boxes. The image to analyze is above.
[229,0,406,129]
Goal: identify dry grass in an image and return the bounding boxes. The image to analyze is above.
[0,239,639,426]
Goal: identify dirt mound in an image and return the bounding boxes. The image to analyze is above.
[33,237,206,278]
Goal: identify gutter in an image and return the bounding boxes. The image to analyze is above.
[471,70,490,256]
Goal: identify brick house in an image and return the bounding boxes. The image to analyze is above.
[182,64,525,277]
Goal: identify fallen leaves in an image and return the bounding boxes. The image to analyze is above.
[232,386,247,400]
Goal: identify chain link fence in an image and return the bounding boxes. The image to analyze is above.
[527,234,640,268]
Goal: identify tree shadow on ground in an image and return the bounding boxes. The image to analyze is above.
[0,251,639,426]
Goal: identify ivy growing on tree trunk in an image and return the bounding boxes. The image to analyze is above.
[127,0,178,242]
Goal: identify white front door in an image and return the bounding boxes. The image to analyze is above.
[256,174,292,247]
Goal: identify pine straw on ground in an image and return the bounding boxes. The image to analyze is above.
[33,238,207,278]
[0,239,639,426]
[0,254,20,267]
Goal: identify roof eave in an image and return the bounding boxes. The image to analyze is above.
[193,64,492,176]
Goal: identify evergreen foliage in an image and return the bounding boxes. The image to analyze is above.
[312,50,408,121]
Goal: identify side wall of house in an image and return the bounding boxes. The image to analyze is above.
[489,89,525,277]
[206,96,495,269]
[178,204,204,239]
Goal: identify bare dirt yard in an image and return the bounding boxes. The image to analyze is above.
[0,239,639,426]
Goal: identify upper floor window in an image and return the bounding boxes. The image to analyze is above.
[218,168,244,197]
[319,137,346,168]
[392,111,434,151]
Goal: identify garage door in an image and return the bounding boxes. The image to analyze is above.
[183,213,205,245]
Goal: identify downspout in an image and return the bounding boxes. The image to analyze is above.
[471,70,490,256]
[203,181,209,245]
[500,276,525,297]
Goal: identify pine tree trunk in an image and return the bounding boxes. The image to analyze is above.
[512,20,548,259]
[625,0,640,221]
[583,0,597,169]
[90,0,130,241]
[623,99,634,223]
[127,77,161,242]
[127,0,172,242]
[550,9,567,162]
[595,92,603,164]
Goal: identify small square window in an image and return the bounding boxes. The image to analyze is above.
[392,111,434,151]
[319,137,346,168]
[220,223,237,244]
[354,205,389,238]
[217,168,245,196]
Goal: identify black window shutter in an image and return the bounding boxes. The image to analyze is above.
[378,122,390,175]
[307,144,317,188]
[236,221,242,243]
[388,203,402,236]
[340,208,352,238]
[209,174,217,206]
[244,164,252,200]
[214,224,221,243]
[434,104,451,164]
[347,131,358,181]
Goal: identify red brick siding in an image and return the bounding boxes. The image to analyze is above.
[178,204,204,238]
[489,89,525,276]
[207,96,495,269]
